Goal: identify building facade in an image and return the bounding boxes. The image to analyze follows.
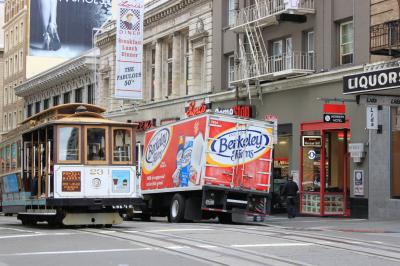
[339,0,400,220]
[1,0,27,135]
[102,0,217,145]
[14,52,98,114]
[224,0,371,218]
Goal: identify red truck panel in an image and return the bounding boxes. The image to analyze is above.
[205,118,273,192]
[142,116,207,191]
[141,114,273,193]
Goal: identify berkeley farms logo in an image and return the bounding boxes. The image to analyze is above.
[143,128,171,173]
[208,127,271,167]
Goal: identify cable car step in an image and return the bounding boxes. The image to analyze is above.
[62,212,123,226]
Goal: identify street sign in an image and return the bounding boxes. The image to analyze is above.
[323,114,345,123]
[366,105,378,130]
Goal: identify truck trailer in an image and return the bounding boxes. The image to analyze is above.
[140,113,274,223]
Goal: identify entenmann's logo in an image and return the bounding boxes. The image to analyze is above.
[208,127,271,167]
[143,128,171,173]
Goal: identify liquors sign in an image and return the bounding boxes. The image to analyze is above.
[343,67,400,94]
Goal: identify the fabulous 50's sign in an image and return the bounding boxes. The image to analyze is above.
[343,67,400,94]
[208,126,271,167]
[143,128,172,174]
[115,0,144,100]
[214,105,254,118]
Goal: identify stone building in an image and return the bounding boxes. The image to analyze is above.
[1,0,27,135]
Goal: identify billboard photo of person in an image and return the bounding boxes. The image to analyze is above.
[30,0,112,58]
[38,0,61,51]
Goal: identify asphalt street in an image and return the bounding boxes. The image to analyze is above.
[0,214,400,266]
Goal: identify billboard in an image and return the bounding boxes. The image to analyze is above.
[115,0,144,100]
[29,0,112,58]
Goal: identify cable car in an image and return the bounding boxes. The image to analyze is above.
[0,104,142,226]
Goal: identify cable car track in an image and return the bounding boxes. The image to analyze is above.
[175,222,400,263]
[79,227,313,266]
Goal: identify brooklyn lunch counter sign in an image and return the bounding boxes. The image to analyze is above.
[343,67,400,94]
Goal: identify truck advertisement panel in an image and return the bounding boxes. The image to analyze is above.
[205,118,273,192]
[142,116,207,190]
[141,115,273,193]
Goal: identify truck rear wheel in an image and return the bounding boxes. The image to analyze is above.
[169,194,185,223]
[218,213,232,224]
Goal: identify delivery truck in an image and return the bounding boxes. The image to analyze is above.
[140,113,274,223]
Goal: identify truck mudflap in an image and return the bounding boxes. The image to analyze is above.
[201,185,269,216]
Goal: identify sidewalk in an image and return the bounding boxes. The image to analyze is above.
[261,214,400,233]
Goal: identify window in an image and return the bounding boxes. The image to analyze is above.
[19,50,23,70]
[391,107,400,198]
[4,88,7,105]
[53,95,60,106]
[15,25,18,43]
[5,60,8,78]
[228,0,235,26]
[43,99,50,110]
[20,22,23,43]
[5,34,8,52]
[272,40,283,71]
[27,104,32,118]
[9,57,13,76]
[63,92,71,104]
[35,101,40,114]
[75,88,83,103]
[228,55,235,88]
[272,40,283,57]
[15,54,18,73]
[184,35,190,95]
[112,128,132,163]
[167,40,173,96]
[340,21,353,65]
[307,31,315,70]
[58,126,80,162]
[87,84,95,104]
[86,127,108,163]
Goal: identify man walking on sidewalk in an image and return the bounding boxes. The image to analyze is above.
[281,175,299,218]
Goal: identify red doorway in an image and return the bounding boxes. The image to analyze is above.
[300,121,350,217]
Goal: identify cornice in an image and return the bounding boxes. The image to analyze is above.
[15,55,96,97]
[144,0,208,27]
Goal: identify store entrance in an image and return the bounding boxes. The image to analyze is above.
[300,121,350,216]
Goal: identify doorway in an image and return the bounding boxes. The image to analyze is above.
[300,121,350,216]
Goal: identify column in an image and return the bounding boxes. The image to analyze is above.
[154,39,163,100]
[172,32,182,97]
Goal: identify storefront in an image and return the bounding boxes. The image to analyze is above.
[300,120,350,216]
[344,64,400,220]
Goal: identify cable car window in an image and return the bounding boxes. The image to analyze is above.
[6,145,10,171]
[58,126,80,162]
[86,127,107,162]
[0,147,4,173]
[11,143,17,169]
[113,128,131,163]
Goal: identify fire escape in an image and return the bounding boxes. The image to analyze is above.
[230,0,316,89]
